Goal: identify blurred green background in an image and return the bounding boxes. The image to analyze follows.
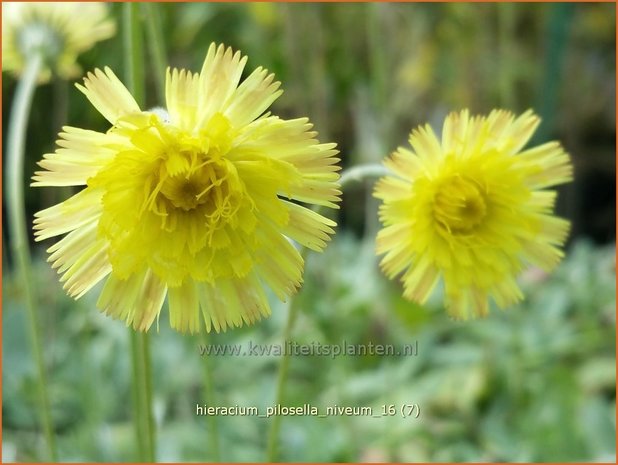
[2,2,616,462]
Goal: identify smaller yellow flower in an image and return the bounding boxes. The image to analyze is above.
[375,109,573,319]
[2,2,115,82]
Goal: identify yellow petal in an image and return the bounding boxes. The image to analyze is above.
[196,43,247,128]
[165,67,200,131]
[34,187,103,241]
[76,67,140,123]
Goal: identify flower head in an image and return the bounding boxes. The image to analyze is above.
[374,109,572,319]
[2,2,115,82]
[33,43,340,333]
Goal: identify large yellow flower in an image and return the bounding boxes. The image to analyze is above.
[2,2,115,82]
[374,109,572,319]
[33,43,340,333]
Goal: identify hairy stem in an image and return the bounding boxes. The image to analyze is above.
[6,53,58,461]
[339,164,390,188]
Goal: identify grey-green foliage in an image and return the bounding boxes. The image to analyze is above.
[2,239,615,462]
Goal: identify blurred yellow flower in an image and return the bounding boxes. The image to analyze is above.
[2,2,115,82]
[33,43,340,333]
[375,110,572,319]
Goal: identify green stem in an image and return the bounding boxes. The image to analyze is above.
[129,331,146,461]
[201,333,221,461]
[6,53,58,461]
[143,2,167,103]
[266,163,387,461]
[265,275,303,462]
[339,163,390,187]
[124,4,155,462]
[141,332,156,462]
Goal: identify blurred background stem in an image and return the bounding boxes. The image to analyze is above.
[123,3,155,461]
[534,2,575,144]
[498,2,515,109]
[124,3,145,104]
[6,51,58,462]
[143,2,167,104]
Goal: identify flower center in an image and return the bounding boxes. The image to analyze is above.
[91,112,259,284]
[144,150,244,229]
[160,167,213,212]
[128,112,244,226]
[433,176,487,234]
